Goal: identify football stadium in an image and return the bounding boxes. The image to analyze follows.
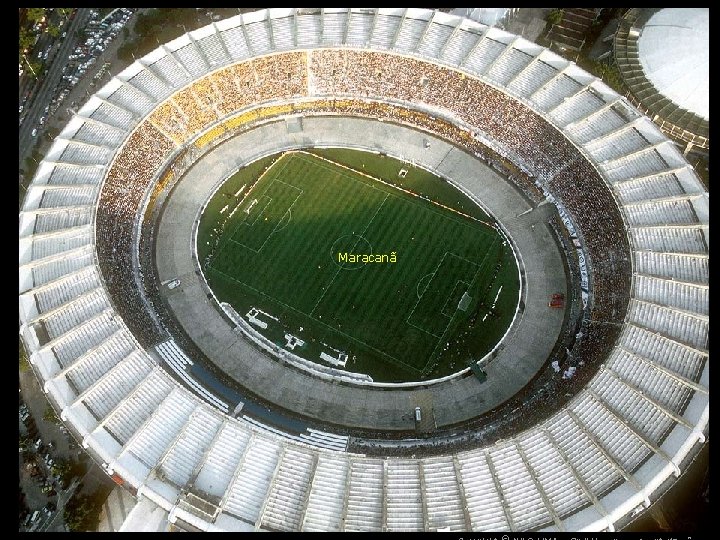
[19,8,708,532]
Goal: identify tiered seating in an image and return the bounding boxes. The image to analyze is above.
[33,267,100,314]
[31,207,93,235]
[421,456,467,531]
[627,299,708,350]
[385,460,423,531]
[602,150,670,183]
[31,229,90,261]
[507,59,557,99]
[630,226,707,255]
[587,127,650,163]
[544,412,621,497]
[620,324,706,381]
[633,274,708,316]
[106,83,154,118]
[45,162,106,185]
[464,36,505,74]
[174,42,210,78]
[552,89,605,126]
[614,173,686,204]
[321,11,348,45]
[102,369,175,444]
[589,369,673,445]
[244,20,273,55]
[634,251,708,284]
[148,54,191,87]
[456,450,508,531]
[64,329,136,392]
[625,198,700,226]
[70,122,125,151]
[269,15,295,50]
[440,26,479,66]
[416,20,454,59]
[565,105,627,144]
[518,430,589,520]
[489,444,552,530]
[531,74,584,111]
[128,68,171,103]
[344,458,384,531]
[122,389,197,468]
[39,186,98,208]
[218,25,250,61]
[570,393,649,473]
[295,13,321,48]
[297,429,348,452]
[42,288,110,340]
[222,436,281,523]
[301,454,349,531]
[197,32,230,67]
[193,422,251,499]
[81,353,156,421]
[486,48,533,87]
[89,101,135,131]
[261,447,316,530]
[369,12,401,49]
[30,249,94,288]
[50,310,118,368]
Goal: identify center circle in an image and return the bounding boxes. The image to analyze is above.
[331,234,373,270]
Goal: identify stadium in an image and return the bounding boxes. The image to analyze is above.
[19,8,708,532]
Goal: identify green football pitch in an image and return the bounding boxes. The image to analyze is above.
[197,149,519,382]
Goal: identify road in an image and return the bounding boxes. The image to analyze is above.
[19,8,92,173]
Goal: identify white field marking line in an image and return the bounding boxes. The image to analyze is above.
[416,272,434,299]
[299,149,496,229]
[251,181,303,253]
[207,265,417,371]
[242,195,272,226]
[441,280,471,318]
[210,154,292,267]
[309,193,389,317]
[420,238,498,375]
[406,251,450,331]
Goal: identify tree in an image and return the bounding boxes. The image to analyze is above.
[43,405,61,425]
[26,8,46,23]
[546,8,564,26]
[47,24,61,38]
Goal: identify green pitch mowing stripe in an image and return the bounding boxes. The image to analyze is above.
[200,149,519,382]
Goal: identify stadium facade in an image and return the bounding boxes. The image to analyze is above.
[19,8,708,532]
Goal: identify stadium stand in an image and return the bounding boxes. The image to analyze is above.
[18,8,707,532]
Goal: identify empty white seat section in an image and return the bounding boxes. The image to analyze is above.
[261,447,316,531]
[607,348,694,417]
[486,47,534,87]
[31,229,90,261]
[386,459,423,531]
[614,173,686,204]
[370,13,401,49]
[344,458,384,531]
[193,422,251,499]
[321,11,348,45]
[81,351,153,419]
[624,199,699,227]
[31,207,93,235]
[630,226,707,255]
[620,324,706,381]
[634,251,708,285]
[173,42,208,78]
[553,89,607,127]
[589,369,674,445]
[128,68,170,103]
[297,429,348,452]
[421,456,467,531]
[71,120,125,149]
[565,105,627,144]
[57,142,111,167]
[602,150,670,183]
[197,33,229,67]
[464,37,505,74]
[587,127,650,163]
[46,162,106,185]
[102,369,174,445]
[545,412,621,498]
[570,393,649,474]
[628,299,708,350]
[50,310,119,368]
[417,21,454,59]
[39,186,98,209]
[531,74,584,112]
[518,431,589,520]
[222,436,281,523]
[149,55,191,87]
[633,274,708,316]
[219,26,250,61]
[507,59,557,99]
[106,84,154,117]
[455,450,508,531]
[89,101,135,131]
[31,250,94,288]
[295,13,321,48]
[33,267,100,314]
[42,288,109,340]
[441,27,479,66]
[155,405,223,489]
[269,16,295,50]
[302,454,349,532]
[123,388,196,468]
[243,21,273,55]
[65,329,136,393]
[489,444,552,531]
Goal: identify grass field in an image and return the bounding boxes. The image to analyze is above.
[198,148,519,382]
